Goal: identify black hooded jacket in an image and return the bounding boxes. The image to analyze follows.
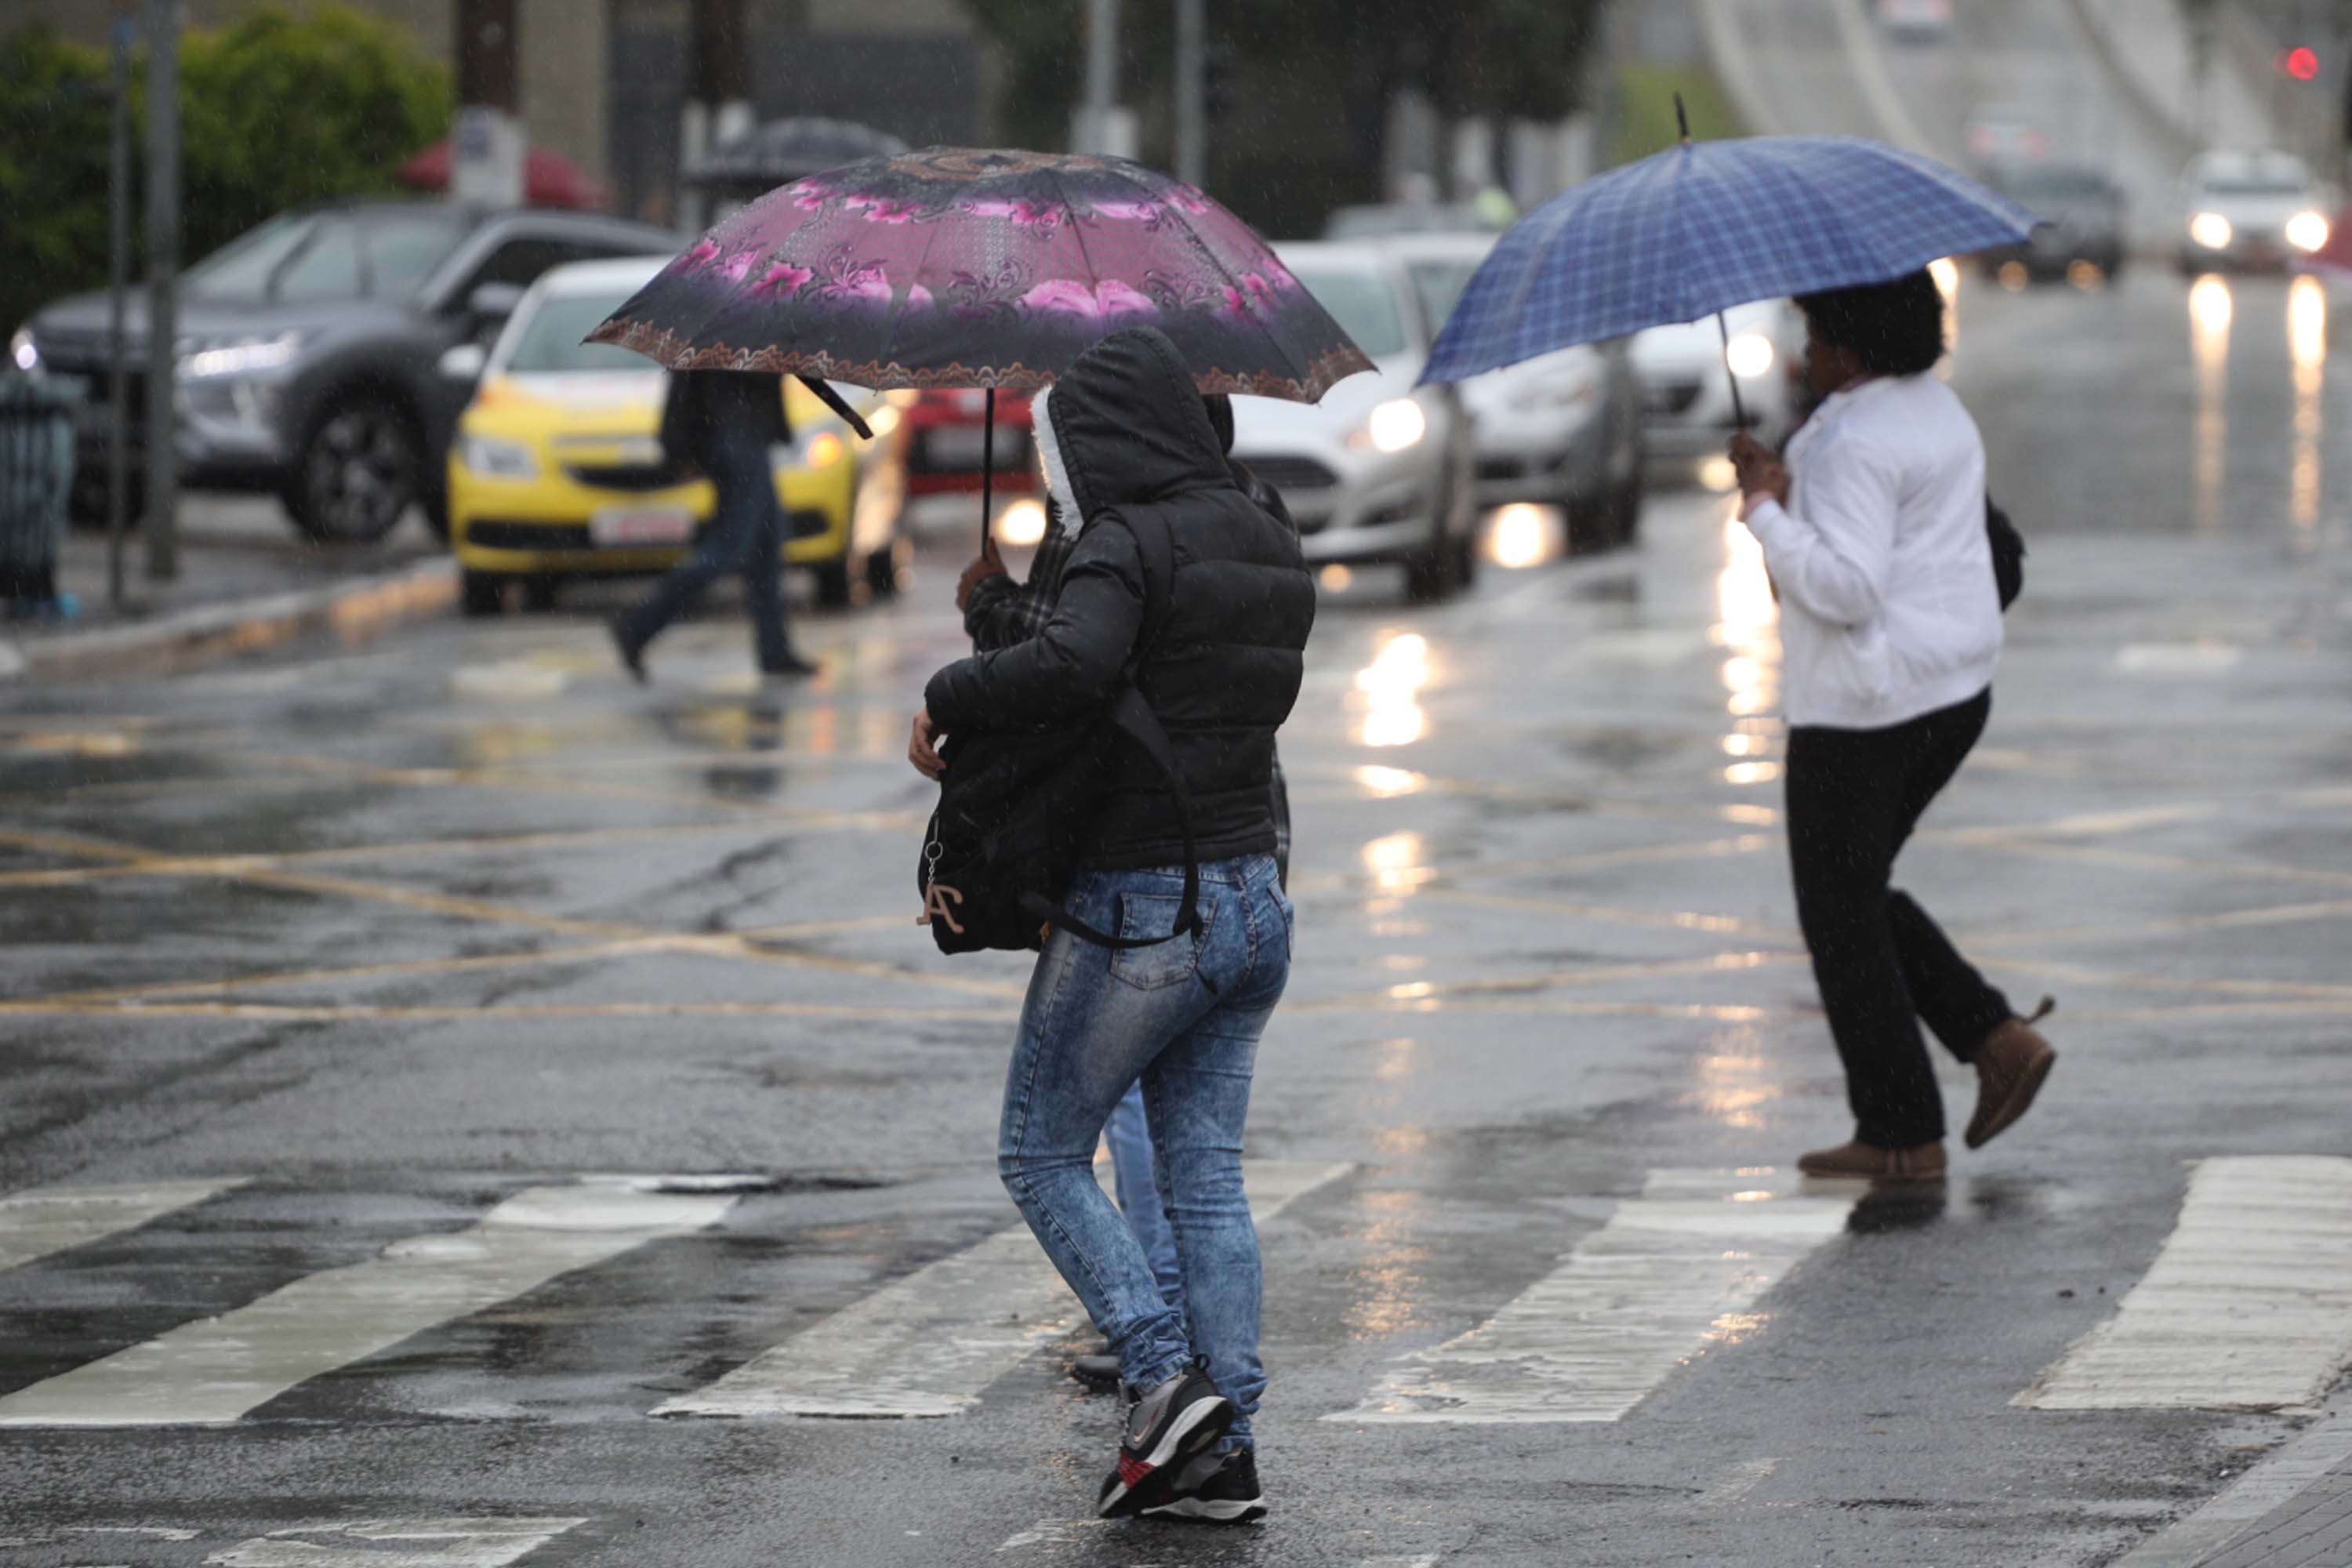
[923,328,1315,870]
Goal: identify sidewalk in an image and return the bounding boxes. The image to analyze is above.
[3,496,454,684]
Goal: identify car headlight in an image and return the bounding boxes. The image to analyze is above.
[9,326,38,373]
[2189,212,2233,250]
[2286,210,2331,253]
[179,332,304,379]
[1724,330,1776,379]
[1352,397,1427,453]
[459,434,538,479]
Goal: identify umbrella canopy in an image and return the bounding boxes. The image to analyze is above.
[687,117,909,191]
[587,146,1373,403]
[396,140,608,211]
[1421,135,2039,387]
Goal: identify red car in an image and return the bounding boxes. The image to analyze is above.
[903,388,1036,499]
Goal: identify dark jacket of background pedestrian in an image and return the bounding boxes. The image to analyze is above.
[924,328,1312,870]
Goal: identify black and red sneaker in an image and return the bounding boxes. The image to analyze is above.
[1142,1447,1268,1525]
[1094,1366,1234,1519]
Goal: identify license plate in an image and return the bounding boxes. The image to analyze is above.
[589,506,695,546]
[924,426,1026,469]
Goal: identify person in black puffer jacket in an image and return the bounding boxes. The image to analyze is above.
[909,327,1312,1525]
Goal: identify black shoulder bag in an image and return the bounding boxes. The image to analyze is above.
[1987,496,2025,611]
[914,510,1204,956]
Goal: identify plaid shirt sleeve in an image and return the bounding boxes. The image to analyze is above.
[963,501,1077,652]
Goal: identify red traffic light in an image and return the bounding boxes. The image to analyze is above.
[2280,45,2320,80]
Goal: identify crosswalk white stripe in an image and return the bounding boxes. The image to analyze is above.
[0,1181,738,1428]
[0,1178,246,1275]
[2016,1155,2352,1412]
[1327,1168,1860,1425]
[205,1518,586,1567]
[659,1159,1354,1419]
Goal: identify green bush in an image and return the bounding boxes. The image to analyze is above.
[0,6,451,336]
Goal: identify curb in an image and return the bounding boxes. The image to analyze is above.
[0,557,458,685]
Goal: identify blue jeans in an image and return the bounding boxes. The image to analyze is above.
[999,854,1293,1450]
[616,438,791,672]
[1105,1080,1185,1314]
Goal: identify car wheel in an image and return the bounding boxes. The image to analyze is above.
[460,570,506,618]
[813,557,855,609]
[285,394,423,545]
[864,544,901,599]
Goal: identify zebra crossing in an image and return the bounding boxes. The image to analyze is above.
[3,1159,2349,1437]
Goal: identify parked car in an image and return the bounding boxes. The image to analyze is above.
[2177,150,2332,274]
[902,388,1036,507]
[1226,241,1477,601]
[1628,299,1804,464]
[442,256,908,616]
[1977,163,2126,281]
[1875,0,1954,42]
[7,199,677,543]
[1384,231,1645,550]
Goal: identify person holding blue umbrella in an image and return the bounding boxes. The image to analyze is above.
[1422,113,2057,1177]
[1727,272,2055,1179]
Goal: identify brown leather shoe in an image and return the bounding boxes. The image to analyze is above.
[1966,1004,2058,1150]
[1797,1138,1947,1181]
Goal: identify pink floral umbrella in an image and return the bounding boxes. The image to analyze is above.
[590,147,1372,544]
[590,147,1373,402]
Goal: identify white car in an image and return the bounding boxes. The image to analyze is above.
[1231,242,1478,600]
[1628,298,1803,463]
[1381,231,1646,550]
[2178,150,2332,274]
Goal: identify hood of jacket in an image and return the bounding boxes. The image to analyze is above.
[1047,328,1234,528]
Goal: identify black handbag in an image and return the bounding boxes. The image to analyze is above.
[1987,496,2025,611]
[915,510,1203,956]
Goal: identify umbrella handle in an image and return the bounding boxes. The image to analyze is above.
[1715,312,1750,431]
[980,387,995,552]
[795,374,874,441]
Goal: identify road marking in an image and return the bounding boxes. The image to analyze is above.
[205,1518,586,1567]
[0,1181,737,1428]
[0,1178,245,1276]
[659,1160,1353,1419]
[1698,1456,1780,1508]
[1328,1168,1859,1425]
[2017,1156,2352,1413]
[996,1519,1112,1553]
[2109,1409,2352,1566]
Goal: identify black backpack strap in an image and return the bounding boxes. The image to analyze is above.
[1016,508,1207,956]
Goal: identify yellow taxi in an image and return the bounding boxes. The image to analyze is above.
[442,255,908,616]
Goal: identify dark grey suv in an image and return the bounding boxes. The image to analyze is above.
[10,200,679,543]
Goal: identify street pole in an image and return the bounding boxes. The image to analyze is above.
[107,13,133,608]
[681,0,752,233]
[452,0,524,207]
[1075,0,1120,153]
[1174,0,1205,186]
[142,0,179,583]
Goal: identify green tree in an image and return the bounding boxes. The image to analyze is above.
[0,6,451,338]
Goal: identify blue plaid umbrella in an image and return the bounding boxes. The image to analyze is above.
[1420,131,2040,394]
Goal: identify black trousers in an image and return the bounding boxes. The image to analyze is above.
[1784,688,2013,1148]
[617,439,791,672]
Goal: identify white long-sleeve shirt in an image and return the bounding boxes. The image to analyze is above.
[1744,373,2002,730]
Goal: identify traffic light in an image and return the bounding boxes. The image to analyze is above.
[2278,45,2320,81]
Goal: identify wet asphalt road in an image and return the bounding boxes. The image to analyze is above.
[2,267,2350,1566]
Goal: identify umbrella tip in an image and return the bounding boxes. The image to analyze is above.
[1674,93,1691,143]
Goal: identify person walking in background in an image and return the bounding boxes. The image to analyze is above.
[913,329,1312,1524]
[611,368,817,682]
[1728,269,2056,1182]
[957,389,1300,1398]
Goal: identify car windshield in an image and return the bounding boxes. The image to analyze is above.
[1406,259,1485,335]
[184,209,472,303]
[1288,265,1409,358]
[2003,169,2111,201]
[2201,175,2311,198]
[503,290,659,374]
